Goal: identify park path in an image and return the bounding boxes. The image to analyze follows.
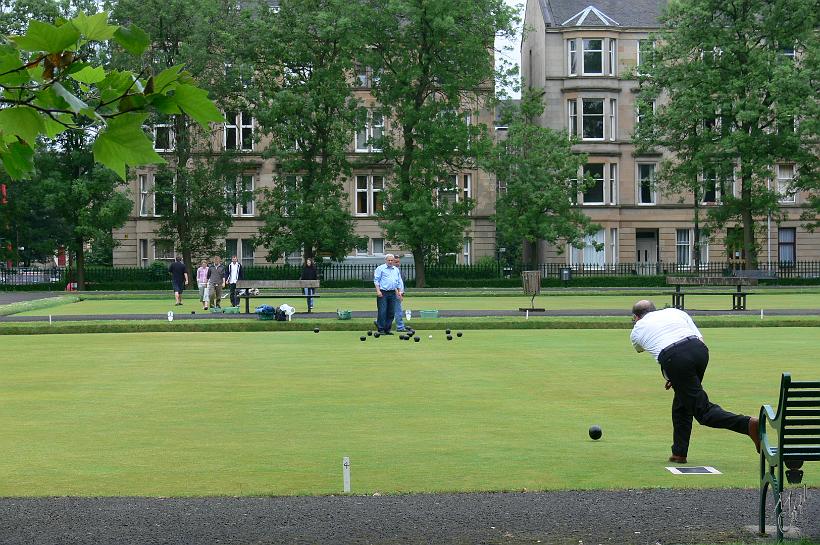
[0,489,817,545]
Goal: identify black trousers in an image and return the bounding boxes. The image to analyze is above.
[659,338,750,457]
[229,283,238,307]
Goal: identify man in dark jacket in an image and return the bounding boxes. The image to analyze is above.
[207,256,227,309]
[168,256,188,306]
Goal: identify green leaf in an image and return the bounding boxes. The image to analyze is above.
[42,114,71,138]
[52,82,89,113]
[147,94,183,115]
[0,53,30,86]
[0,106,46,144]
[11,20,81,54]
[93,113,165,179]
[69,65,106,84]
[173,84,223,128]
[71,12,117,41]
[113,24,149,56]
[1,141,35,179]
[153,65,185,93]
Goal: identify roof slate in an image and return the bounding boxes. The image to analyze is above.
[542,0,667,28]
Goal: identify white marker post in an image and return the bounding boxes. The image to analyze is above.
[342,456,351,493]
[526,309,529,320]
[167,311,174,322]
[761,309,764,320]
[49,314,52,325]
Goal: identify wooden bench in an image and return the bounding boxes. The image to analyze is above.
[759,373,820,542]
[665,276,756,310]
[235,280,320,314]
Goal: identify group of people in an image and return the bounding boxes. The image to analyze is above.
[169,255,243,310]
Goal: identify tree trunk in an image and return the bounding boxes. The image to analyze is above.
[413,249,425,288]
[75,237,86,291]
[741,179,758,269]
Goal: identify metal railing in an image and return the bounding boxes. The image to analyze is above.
[2,261,818,286]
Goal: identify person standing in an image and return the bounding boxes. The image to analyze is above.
[392,256,407,331]
[207,255,226,309]
[168,256,188,306]
[196,259,210,310]
[226,255,243,307]
[629,299,759,463]
[373,253,403,335]
[300,257,318,311]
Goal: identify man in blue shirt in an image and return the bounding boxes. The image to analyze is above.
[373,254,404,334]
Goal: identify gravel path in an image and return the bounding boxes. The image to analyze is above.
[1,489,817,545]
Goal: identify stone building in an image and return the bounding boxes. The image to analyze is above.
[521,0,818,268]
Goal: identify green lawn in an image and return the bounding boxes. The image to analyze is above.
[0,328,816,496]
[13,291,820,315]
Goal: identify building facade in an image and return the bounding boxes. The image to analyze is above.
[521,0,818,268]
[112,97,497,268]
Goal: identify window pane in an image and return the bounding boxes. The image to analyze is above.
[778,228,796,263]
[372,238,384,255]
[676,229,690,265]
[583,39,603,74]
[582,99,604,139]
[583,164,604,203]
[639,164,655,204]
[568,40,577,75]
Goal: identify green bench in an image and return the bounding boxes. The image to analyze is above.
[758,373,820,542]
[235,280,320,314]
[666,276,756,310]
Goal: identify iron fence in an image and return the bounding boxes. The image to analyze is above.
[2,261,819,286]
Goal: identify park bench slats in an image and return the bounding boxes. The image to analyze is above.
[234,280,321,314]
[759,372,820,541]
[665,276,753,310]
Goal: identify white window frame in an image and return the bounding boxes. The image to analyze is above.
[462,173,472,202]
[778,227,796,264]
[153,240,175,262]
[153,176,175,218]
[582,38,604,75]
[224,111,254,151]
[636,99,656,127]
[608,38,616,76]
[582,163,605,205]
[637,163,657,205]
[637,39,655,74]
[354,175,384,216]
[609,98,617,141]
[462,238,472,265]
[776,164,796,203]
[355,110,383,153]
[372,238,385,255]
[139,173,151,216]
[609,227,618,263]
[568,100,578,137]
[139,239,149,268]
[568,39,577,76]
[676,228,691,267]
[608,163,618,205]
[572,229,605,267]
[152,123,175,152]
[581,98,605,140]
[227,175,255,217]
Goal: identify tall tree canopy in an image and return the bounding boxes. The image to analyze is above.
[358,0,517,286]
[484,89,598,270]
[111,0,249,273]
[248,0,363,263]
[634,0,819,268]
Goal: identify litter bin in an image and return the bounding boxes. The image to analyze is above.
[522,271,541,296]
[560,267,572,282]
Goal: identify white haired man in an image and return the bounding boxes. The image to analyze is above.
[373,254,403,335]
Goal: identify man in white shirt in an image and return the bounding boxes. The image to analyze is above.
[630,300,759,464]
[227,255,243,307]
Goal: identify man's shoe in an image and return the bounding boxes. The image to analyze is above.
[748,416,761,453]
[382,331,394,335]
[668,455,687,464]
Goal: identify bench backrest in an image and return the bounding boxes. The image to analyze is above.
[666,276,756,286]
[236,280,319,289]
[777,373,820,461]
[732,269,776,280]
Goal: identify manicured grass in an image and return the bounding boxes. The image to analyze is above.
[11,291,820,316]
[0,328,816,496]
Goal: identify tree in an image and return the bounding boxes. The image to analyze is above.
[358,0,517,287]
[484,89,599,270]
[111,0,250,274]
[634,0,819,268]
[248,0,363,263]
[33,131,132,289]
[0,9,223,180]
